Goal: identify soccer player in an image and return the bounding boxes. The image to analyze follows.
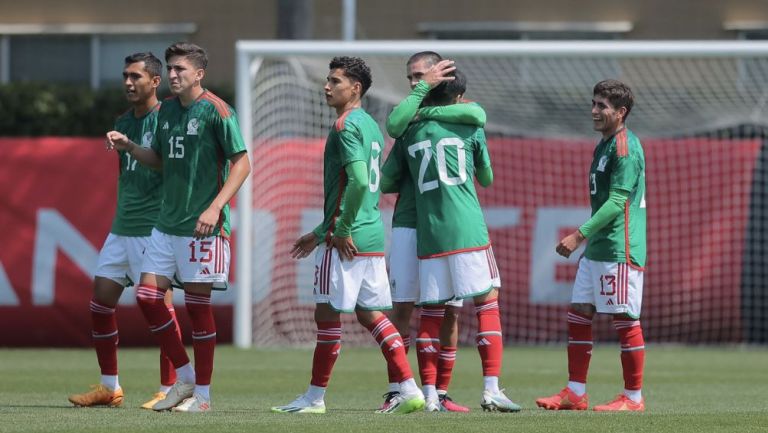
[68,52,181,410]
[535,79,646,412]
[381,70,521,413]
[271,56,424,415]
[106,42,251,413]
[383,51,486,413]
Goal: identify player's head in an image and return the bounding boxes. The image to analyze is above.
[164,42,208,95]
[592,79,634,134]
[406,51,442,90]
[325,56,372,110]
[122,52,162,104]
[424,69,466,107]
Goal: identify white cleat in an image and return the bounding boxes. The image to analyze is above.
[481,389,522,413]
[172,393,211,413]
[152,381,195,411]
[271,393,326,414]
[424,396,441,412]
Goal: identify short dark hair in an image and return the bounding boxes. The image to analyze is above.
[165,42,208,70]
[329,56,373,96]
[407,51,442,68]
[425,69,467,106]
[593,79,634,122]
[124,52,162,78]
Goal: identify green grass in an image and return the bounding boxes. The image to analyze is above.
[0,345,766,432]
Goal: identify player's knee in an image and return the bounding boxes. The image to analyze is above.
[442,306,460,324]
[570,303,596,317]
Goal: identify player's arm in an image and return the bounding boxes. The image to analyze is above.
[386,81,430,139]
[332,160,368,260]
[417,101,486,127]
[380,139,405,193]
[556,189,629,258]
[195,151,251,239]
[386,60,456,138]
[473,128,493,187]
[106,130,162,170]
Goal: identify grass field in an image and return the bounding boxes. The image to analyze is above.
[0,345,766,433]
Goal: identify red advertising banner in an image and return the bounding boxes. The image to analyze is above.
[0,138,232,346]
[0,136,760,346]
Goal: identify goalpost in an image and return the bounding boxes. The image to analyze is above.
[234,40,768,348]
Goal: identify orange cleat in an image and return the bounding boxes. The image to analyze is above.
[535,387,588,410]
[141,392,167,410]
[68,384,124,407]
[593,394,645,412]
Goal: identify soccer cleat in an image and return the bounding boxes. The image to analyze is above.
[379,391,400,411]
[172,393,211,413]
[152,381,194,411]
[593,394,645,412]
[140,392,167,410]
[376,393,425,414]
[271,393,326,414]
[424,396,441,412]
[535,387,589,410]
[68,384,124,407]
[439,394,470,412]
[481,389,522,412]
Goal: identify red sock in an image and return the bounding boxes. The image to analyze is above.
[416,306,443,386]
[615,318,645,390]
[436,345,457,392]
[386,334,409,385]
[136,284,189,368]
[311,321,342,387]
[475,300,503,377]
[160,305,181,386]
[90,299,118,376]
[567,309,593,384]
[185,292,216,386]
[366,315,413,383]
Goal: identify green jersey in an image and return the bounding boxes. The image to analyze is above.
[111,104,162,237]
[388,101,487,229]
[584,128,647,267]
[150,90,246,237]
[383,119,491,258]
[313,108,385,254]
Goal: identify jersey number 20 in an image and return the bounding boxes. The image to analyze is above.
[408,137,467,194]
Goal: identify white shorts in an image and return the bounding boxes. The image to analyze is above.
[141,228,229,289]
[389,228,463,307]
[314,244,392,313]
[418,246,501,305]
[95,233,148,286]
[571,257,644,318]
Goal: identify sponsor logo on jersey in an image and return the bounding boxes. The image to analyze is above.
[200,267,211,275]
[606,298,614,305]
[597,155,609,172]
[187,118,200,135]
[141,131,154,147]
[162,122,169,130]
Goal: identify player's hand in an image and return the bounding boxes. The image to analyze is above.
[194,206,220,239]
[556,230,586,258]
[332,235,357,261]
[105,130,131,152]
[423,59,456,89]
[291,232,318,259]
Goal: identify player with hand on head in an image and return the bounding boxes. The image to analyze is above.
[106,42,251,413]
[68,52,181,410]
[271,56,424,415]
[381,69,521,413]
[535,79,647,412]
[382,51,485,413]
